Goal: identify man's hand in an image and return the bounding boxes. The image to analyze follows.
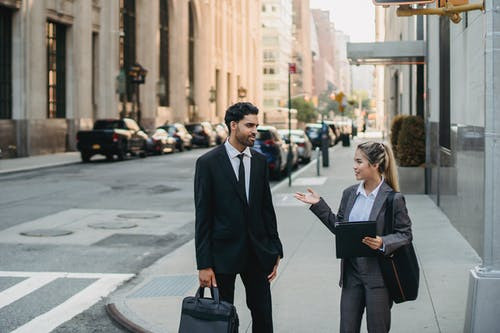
[267,257,280,282]
[362,236,383,250]
[199,268,217,287]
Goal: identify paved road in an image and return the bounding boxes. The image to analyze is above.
[0,147,300,332]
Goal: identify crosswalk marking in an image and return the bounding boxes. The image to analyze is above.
[0,276,58,310]
[0,271,134,333]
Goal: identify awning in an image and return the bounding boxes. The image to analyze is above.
[347,41,426,65]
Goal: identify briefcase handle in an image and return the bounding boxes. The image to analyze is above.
[195,286,221,304]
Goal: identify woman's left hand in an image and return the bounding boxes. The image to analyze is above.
[362,236,383,250]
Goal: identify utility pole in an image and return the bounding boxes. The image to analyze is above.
[287,63,296,187]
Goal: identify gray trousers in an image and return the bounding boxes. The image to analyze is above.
[340,262,393,333]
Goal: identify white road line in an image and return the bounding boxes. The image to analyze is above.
[11,275,133,333]
[0,276,58,310]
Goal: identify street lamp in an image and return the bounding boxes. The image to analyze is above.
[237,86,247,99]
[209,86,216,103]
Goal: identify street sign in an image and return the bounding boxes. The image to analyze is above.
[372,0,435,5]
[288,63,297,74]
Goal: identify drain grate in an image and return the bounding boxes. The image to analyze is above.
[127,275,198,298]
[20,229,73,237]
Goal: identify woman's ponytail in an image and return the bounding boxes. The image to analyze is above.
[357,141,400,192]
[382,143,399,192]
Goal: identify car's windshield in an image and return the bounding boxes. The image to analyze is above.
[94,120,124,130]
[256,130,272,140]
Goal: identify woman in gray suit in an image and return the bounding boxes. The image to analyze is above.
[295,141,412,333]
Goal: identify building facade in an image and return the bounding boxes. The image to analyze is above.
[379,2,500,330]
[261,0,292,113]
[334,30,351,97]
[291,0,312,99]
[311,9,336,95]
[0,0,262,157]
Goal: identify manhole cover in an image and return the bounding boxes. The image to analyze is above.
[117,213,162,219]
[20,229,73,237]
[88,221,138,230]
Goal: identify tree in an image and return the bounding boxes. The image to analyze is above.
[292,97,318,123]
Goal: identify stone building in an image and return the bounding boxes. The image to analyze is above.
[260,0,292,112]
[291,0,312,99]
[0,0,262,157]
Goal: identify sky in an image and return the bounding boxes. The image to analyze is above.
[309,0,375,43]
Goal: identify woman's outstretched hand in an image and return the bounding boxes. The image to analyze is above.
[294,188,321,205]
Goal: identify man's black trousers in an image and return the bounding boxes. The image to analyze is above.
[215,254,273,333]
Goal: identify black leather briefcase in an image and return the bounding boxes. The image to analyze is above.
[178,286,239,333]
[378,192,420,304]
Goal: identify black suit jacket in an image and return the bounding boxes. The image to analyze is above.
[310,181,412,288]
[194,144,283,274]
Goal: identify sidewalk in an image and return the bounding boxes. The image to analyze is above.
[0,152,81,175]
[106,136,481,333]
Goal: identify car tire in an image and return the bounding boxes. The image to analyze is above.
[81,152,91,163]
[117,143,126,161]
[106,153,114,161]
[179,142,185,152]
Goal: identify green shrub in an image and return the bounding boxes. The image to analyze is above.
[390,115,406,162]
[397,115,425,167]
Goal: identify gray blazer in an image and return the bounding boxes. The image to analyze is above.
[309,181,412,288]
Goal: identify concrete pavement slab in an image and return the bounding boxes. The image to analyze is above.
[0,209,193,246]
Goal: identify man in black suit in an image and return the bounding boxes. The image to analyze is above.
[194,102,283,333]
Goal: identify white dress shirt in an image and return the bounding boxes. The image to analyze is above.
[349,178,385,251]
[348,178,385,222]
[224,139,251,202]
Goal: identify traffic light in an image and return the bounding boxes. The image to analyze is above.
[372,0,435,5]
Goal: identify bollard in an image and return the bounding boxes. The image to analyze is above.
[316,147,321,176]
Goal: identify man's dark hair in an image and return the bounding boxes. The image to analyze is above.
[224,102,259,134]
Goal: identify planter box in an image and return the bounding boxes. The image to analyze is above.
[398,166,425,194]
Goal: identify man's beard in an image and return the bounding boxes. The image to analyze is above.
[235,129,255,147]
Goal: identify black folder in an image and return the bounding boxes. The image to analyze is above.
[335,221,378,258]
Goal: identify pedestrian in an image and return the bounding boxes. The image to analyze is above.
[194,102,283,333]
[294,141,412,333]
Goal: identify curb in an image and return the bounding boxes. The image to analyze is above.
[106,303,152,333]
[0,160,81,176]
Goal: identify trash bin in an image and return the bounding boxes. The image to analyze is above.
[341,133,350,147]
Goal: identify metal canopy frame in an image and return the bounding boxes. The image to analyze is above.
[347,40,426,65]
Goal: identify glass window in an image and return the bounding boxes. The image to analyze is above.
[47,21,66,119]
[119,0,136,102]
[0,6,12,119]
[159,0,169,106]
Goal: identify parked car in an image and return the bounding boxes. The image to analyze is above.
[253,126,289,180]
[277,129,300,169]
[280,129,313,164]
[304,123,335,148]
[214,123,229,145]
[185,122,217,147]
[76,118,148,162]
[145,128,176,155]
[324,120,341,145]
[158,123,193,151]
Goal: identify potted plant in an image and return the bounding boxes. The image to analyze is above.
[391,115,426,194]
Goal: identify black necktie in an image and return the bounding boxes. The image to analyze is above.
[237,153,247,203]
